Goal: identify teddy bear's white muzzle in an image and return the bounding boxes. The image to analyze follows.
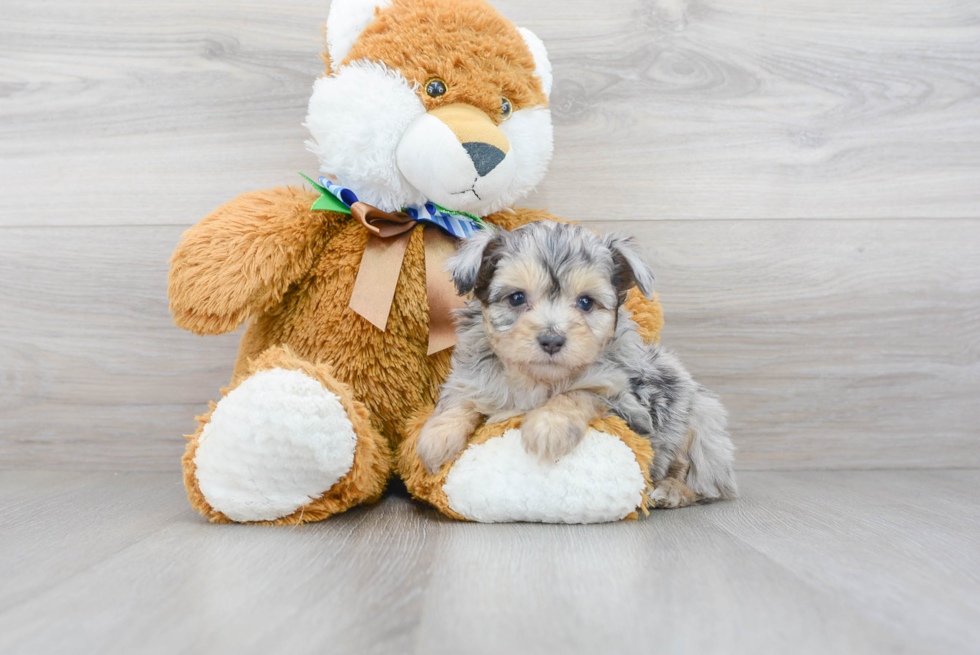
[396,107,517,215]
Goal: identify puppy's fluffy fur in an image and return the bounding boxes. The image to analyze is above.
[417,221,737,507]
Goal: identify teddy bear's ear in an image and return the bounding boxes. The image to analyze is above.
[326,0,391,70]
[517,27,553,99]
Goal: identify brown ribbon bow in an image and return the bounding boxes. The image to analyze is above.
[347,202,466,355]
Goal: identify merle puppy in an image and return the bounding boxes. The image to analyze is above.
[416,221,737,507]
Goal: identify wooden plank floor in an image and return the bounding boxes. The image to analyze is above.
[1,470,978,655]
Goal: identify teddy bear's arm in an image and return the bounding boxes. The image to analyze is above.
[168,186,340,335]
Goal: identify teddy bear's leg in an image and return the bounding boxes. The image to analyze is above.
[183,346,390,524]
[398,411,654,524]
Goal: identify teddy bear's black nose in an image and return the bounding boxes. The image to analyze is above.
[462,142,506,177]
[537,332,566,355]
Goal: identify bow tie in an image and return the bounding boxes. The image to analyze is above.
[301,174,485,355]
[311,176,483,238]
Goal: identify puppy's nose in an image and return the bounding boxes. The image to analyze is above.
[462,142,506,177]
[537,332,566,355]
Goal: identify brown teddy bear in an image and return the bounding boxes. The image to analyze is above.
[168,0,663,525]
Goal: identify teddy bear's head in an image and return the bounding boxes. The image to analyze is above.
[306,0,554,217]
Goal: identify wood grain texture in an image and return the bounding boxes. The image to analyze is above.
[1,220,977,470]
[1,470,978,654]
[2,0,979,227]
[706,470,980,653]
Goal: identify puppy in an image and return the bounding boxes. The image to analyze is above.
[416,221,737,507]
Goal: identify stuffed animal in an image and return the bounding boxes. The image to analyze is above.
[168,0,664,524]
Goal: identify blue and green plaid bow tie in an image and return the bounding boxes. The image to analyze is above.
[301,173,484,239]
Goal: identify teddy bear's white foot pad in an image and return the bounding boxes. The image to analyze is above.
[194,368,358,522]
[442,428,647,524]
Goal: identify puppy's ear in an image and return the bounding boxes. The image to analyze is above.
[604,233,655,299]
[448,227,506,302]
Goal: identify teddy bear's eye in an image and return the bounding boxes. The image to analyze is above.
[500,96,513,120]
[425,78,447,98]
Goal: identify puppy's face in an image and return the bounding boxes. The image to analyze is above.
[482,255,617,380]
[451,222,656,383]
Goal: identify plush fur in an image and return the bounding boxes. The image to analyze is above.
[515,28,553,97]
[308,0,554,216]
[171,190,547,450]
[326,0,392,70]
[170,0,666,524]
[398,409,654,523]
[194,366,360,522]
[417,222,737,506]
[182,346,391,525]
[342,0,548,116]
[306,60,427,212]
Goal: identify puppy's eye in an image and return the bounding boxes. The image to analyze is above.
[507,292,526,307]
[576,296,595,312]
[425,78,447,98]
[500,96,513,120]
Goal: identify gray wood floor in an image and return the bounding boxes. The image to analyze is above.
[1,470,978,655]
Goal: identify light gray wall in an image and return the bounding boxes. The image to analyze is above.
[2,0,978,470]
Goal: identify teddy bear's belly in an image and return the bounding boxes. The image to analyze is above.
[234,223,450,446]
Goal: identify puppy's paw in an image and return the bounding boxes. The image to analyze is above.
[648,478,699,509]
[417,416,471,475]
[520,408,587,462]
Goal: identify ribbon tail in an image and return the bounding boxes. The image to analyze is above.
[424,225,466,355]
[349,231,412,331]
